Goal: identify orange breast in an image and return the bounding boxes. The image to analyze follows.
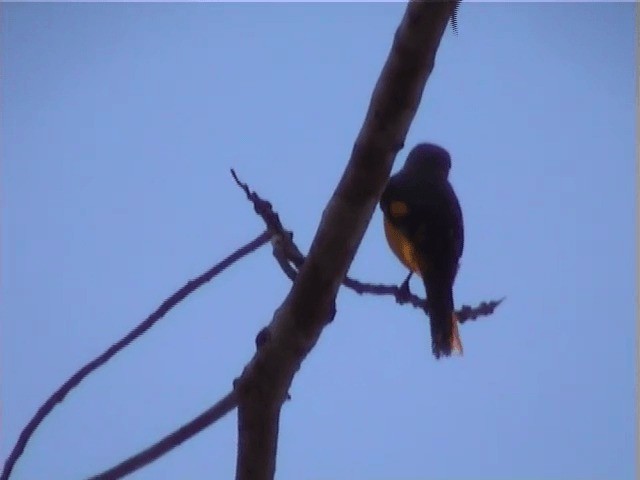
[383,216,424,277]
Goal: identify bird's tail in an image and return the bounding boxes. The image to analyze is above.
[423,278,463,359]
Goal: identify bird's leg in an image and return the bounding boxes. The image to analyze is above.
[396,271,413,304]
[401,271,413,291]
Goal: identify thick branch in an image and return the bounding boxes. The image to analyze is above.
[235,3,458,480]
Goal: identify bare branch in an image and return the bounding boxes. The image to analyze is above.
[342,275,504,323]
[1,231,270,480]
[87,391,237,480]
[232,170,503,323]
[234,3,460,480]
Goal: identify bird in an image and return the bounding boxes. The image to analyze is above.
[379,143,464,359]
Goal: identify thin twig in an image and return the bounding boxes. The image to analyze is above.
[1,231,270,480]
[343,275,504,323]
[87,391,238,480]
[231,171,504,323]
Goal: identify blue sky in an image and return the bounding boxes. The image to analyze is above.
[1,3,636,479]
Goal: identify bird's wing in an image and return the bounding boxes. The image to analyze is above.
[407,179,464,266]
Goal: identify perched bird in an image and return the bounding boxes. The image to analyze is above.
[380,143,464,359]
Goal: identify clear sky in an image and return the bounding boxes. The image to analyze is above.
[1,2,636,479]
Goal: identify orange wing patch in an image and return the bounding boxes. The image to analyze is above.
[389,200,409,218]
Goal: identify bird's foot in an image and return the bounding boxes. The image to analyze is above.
[396,272,413,304]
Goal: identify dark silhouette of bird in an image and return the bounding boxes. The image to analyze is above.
[380,143,464,359]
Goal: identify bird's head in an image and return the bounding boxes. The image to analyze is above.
[403,143,452,179]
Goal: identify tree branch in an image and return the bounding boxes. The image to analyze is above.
[234,3,460,480]
[87,391,237,480]
[232,170,504,323]
[2,231,270,480]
